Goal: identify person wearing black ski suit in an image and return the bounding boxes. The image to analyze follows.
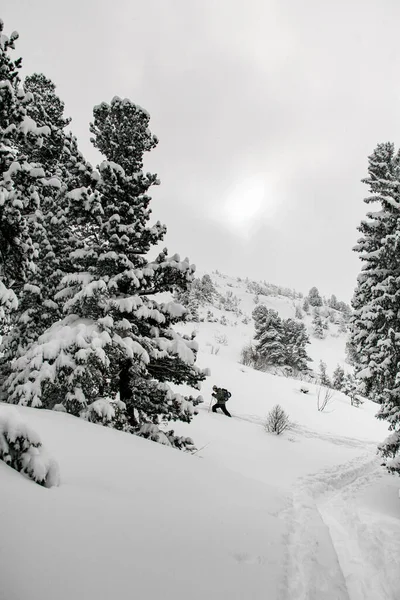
[211,386,232,417]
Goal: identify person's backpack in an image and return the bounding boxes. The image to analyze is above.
[222,388,231,401]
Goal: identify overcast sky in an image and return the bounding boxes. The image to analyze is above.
[4,0,400,301]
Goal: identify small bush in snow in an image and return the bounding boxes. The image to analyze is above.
[316,386,334,412]
[0,407,59,487]
[139,423,196,452]
[265,405,290,435]
[350,394,364,408]
[214,332,228,346]
[299,385,309,394]
[239,343,257,367]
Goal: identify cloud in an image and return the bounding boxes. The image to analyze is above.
[4,0,400,301]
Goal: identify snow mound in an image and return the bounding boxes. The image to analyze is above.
[0,405,59,488]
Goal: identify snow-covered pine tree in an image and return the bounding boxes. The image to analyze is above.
[186,295,200,322]
[318,360,331,387]
[345,338,358,366]
[312,313,324,339]
[341,372,357,399]
[282,318,311,372]
[6,96,207,449]
[23,73,71,170]
[0,22,37,293]
[329,294,338,310]
[200,274,216,303]
[252,305,286,367]
[0,24,71,389]
[340,302,352,322]
[295,305,303,319]
[308,286,323,307]
[350,143,400,399]
[1,65,96,386]
[332,364,345,391]
[302,297,310,313]
[351,142,400,474]
[174,273,216,319]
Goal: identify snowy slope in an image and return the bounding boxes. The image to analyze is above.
[1,347,399,600]
[1,271,400,600]
[189,270,350,375]
[0,405,286,600]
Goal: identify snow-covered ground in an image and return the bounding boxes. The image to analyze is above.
[0,404,286,600]
[1,271,400,599]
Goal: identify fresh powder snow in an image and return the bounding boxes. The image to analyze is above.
[1,270,399,600]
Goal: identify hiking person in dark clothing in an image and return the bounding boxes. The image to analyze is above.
[211,385,232,417]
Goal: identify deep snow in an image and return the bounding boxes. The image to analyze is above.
[1,271,399,600]
[0,405,286,600]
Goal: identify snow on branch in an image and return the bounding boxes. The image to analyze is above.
[0,280,18,319]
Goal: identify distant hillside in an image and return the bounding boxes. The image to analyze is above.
[176,270,352,376]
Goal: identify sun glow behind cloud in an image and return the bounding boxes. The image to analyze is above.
[213,176,277,237]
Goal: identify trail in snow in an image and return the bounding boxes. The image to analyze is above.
[212,407,379,450]
[280,452,400,600]
[318,464,400,600]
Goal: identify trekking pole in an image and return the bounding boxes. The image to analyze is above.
[192,442,211,456]
[208,397,213,412]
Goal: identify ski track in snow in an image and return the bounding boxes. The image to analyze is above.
[226,409,378,450]
[200,402,398,599]
[280,452,400,600]
[318,466,400,600]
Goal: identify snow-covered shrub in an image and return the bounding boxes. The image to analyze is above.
[206,310,217,322]
[0,406,59,487]
[214,332,228,346]
[299,385,309,394]
[350,394,364,408]
[239,343,257,367]
[265,405,290,435]
[219,291,241,314]
[139,423,196,452]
